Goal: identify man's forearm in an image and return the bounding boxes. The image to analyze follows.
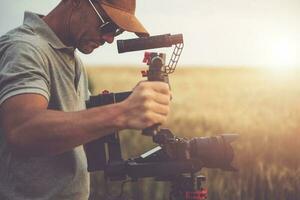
[1,82,170,157]
[9,102,126,157]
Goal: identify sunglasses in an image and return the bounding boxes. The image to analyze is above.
[88,0,124,36]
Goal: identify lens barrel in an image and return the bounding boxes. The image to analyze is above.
[189,134,237,170]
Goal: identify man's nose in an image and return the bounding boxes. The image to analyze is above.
[102,33,114,44]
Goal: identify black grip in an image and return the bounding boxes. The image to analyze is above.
[117,34,183,53]
[84,91,131,172]
[86,91,132,108]
[169,34,184,45]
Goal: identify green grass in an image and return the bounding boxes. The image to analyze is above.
[86,66,300,200]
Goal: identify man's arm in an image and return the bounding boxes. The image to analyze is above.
[0,81,170,157]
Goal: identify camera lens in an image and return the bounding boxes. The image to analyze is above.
[189,134,237,170]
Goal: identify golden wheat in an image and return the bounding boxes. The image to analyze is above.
[86,66,300,200]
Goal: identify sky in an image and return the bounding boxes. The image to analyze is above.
[0,0,299,68]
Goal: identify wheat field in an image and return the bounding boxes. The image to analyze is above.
[86,66,300,200]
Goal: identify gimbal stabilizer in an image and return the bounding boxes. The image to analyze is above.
[84,34,237,200]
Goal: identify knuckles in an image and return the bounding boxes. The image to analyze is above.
[125,81,171,129]
[142,100,152,112]
[143,111,153,123]
[139,90,153,101]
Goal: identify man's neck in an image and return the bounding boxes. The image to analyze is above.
[43,3,75,48]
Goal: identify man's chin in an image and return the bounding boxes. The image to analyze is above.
[78,49,93,54]
[77,42,100,54]
[77,46,95,54]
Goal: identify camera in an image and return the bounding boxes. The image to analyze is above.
[84,34,238,200]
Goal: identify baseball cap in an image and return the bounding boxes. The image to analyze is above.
[96,0,149,37]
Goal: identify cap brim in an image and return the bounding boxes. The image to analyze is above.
[100,3,149,37]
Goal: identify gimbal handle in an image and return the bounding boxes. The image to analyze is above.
[142,52,169,136]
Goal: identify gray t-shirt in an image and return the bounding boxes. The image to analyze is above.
[0,12,90,200]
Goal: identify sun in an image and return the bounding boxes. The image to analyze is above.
[267,37,298,70]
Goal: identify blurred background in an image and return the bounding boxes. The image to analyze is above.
[1,0,300,199]
[1,0,300,67]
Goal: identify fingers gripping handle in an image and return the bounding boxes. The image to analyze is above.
[142,53,169,136]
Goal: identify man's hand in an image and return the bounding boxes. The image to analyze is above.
[117,81,171,129]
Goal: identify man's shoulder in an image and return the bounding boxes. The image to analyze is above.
[0,26,53,72]
[0,25,51,54]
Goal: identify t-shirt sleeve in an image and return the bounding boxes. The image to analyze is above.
[0,42,50,105]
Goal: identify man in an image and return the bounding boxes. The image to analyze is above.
[0,0,170,199]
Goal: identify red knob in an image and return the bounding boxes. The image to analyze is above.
[141,70,148,77]
[185,188,208,200]
[143,52,151,65]
[102,90,110,94]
